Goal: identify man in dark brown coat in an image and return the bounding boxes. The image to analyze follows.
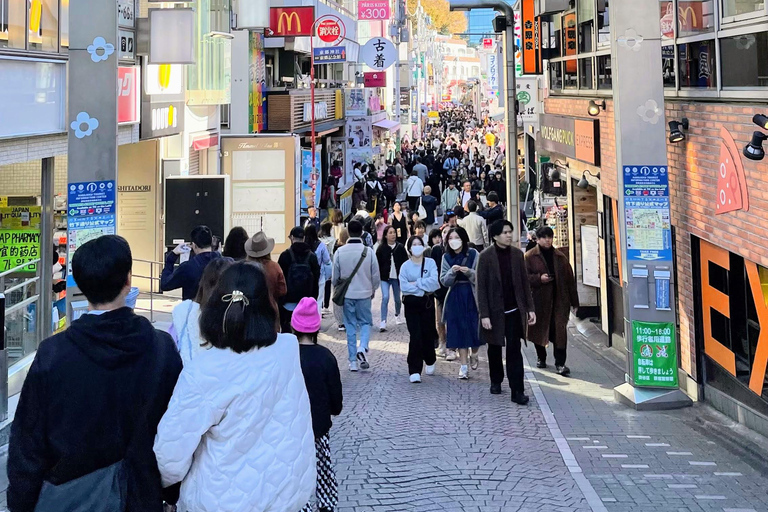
[477,219,536,404]
[525,226,580,376]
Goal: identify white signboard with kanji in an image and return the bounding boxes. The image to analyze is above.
[360,37,396,70]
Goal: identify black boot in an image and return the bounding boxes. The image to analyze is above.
[490,383,502,395]
[536,359,547,369]
[511,391,530,405]
[556,365,571,377]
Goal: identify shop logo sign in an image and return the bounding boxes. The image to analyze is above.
[266,7,314,37]
[716,127,749,215]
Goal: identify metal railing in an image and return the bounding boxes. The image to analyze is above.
[131,258,183,324]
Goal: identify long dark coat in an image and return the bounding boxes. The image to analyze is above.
[476,244,535,346]
[525,245,579,349]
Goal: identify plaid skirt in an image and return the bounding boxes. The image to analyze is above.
[301,434,338,512]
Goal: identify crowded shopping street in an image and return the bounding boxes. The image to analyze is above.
[4,0,768,511]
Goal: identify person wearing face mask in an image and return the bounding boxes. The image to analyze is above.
[399,236,440,383]
[376,226,408,331]
[439,227,483,380]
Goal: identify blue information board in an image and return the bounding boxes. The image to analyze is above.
[623,166,672,262]
[313,46,346,63]
[66,180,117,286]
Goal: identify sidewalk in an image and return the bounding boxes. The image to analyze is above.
[1,293,767,511]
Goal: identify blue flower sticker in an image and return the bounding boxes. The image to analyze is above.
[87,36,115,63]
[70,112,99,139]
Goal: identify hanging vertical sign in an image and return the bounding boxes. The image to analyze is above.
[521,0,541,75]
[488,53,498,94]
[563,12,577,74]
[513,11,523,77]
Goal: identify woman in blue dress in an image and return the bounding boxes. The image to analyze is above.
[439,226,483,380]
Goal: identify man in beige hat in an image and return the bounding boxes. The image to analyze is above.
[245,232,286,309]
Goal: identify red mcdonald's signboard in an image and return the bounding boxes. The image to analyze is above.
[266,6,315,37]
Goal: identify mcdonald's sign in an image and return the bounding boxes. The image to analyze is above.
[266,6,314,37]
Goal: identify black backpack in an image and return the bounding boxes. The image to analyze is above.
[285,249,314,302]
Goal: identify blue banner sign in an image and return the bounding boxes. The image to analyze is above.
[314,46,346,63]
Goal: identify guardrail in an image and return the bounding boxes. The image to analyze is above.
[131,258,183,324]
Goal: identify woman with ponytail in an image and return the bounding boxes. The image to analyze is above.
[154,261,317,512]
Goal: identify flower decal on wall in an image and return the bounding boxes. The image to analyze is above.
[87,36,115,63]
[617,29,643,52]
[70,112,100,139]
[637,100,661,125]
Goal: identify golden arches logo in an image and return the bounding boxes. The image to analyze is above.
[679,6,699,30]
[278,11,301,33]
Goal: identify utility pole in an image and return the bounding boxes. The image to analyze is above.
[448,0,518,243]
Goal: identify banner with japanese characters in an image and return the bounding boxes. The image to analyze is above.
[0,206,42,273]
[632,321,679,388]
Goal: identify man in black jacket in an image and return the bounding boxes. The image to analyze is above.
[160,225,223,300]
[8,235,183,512]
[277,226,321,333]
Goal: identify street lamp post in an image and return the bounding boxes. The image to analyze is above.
[448,0,518,243]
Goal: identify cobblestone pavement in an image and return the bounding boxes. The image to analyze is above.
[320,294,768,512]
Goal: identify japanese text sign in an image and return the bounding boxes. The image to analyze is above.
[358,0,390,20]
[521,0,541,75]
[632,321,679,388]
[360,37,396,70]
[623,166,672,262]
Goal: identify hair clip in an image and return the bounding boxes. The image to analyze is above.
[221,290,250,333]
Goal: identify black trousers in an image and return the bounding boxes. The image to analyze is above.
[535,343,567,366]
[407,196,420,213]
[324,280,332,309]
[404,297,437,375]
[488,312,525,393]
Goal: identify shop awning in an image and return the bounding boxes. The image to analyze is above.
[191,132,219,151]
[372,119,401,132]
[490,112,505,121]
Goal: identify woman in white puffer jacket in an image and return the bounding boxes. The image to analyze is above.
[154,261,316,512]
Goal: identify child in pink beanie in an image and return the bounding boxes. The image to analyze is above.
[292,297,343,512]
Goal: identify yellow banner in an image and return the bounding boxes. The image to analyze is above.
[0,206,42,230]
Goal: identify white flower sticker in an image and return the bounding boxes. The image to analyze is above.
[87,36,115,63]
[637,100,661,125]
[70,112,100,139]
[617,29,643,52]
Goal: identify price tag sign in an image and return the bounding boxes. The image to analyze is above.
[358,0,390,20]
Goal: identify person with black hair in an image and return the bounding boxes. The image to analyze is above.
[478,191,505,226]
[526,226,580,376]
[389,200,410,246]
[332,219,381,372]
[428,229,453,361]
[458,200,489,251]
[222,226,249,260]
[9,235,183,512]
[477,220,536,405]
[278,227,322,333]
[400,236,440,383]
[303,207,321,232]
[292,297,343,512]
[161,225,224,300]
[405,170,425,212]
[305,224,332,313]
[376,225,408,331]
[154,262,316,511]
[439,227,483,380]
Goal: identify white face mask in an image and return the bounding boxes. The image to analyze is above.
[410,245,425,257]
[449,239,463,251]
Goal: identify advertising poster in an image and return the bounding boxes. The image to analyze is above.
[249,32,267,133]
[346,148,373,182]
[623,165,672,262]
[300,146,323,213]
[345,88,367,116]
[346,117,372,148]
[632,321,678,388]
[0,205,42,273]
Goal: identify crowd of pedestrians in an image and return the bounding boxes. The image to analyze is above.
[7,105,580,512]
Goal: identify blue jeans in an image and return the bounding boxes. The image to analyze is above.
[343,298,372,362]
[380,278,401,322]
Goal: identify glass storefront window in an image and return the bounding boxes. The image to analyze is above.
[597,54,612,89]
[660,1,675,41]
[597,1,610,47]
[549,60,563,90]
[678,39,716,88]
[721,32,768,88]
[564,59,578,88]
[579,57,593,89]
[28,0,59,52]
[0,0,27,49]
[662,45,676,87]
[577,0,594,53]
[722,0,765,18]
[678,0,715,37]
[59,0,67,48]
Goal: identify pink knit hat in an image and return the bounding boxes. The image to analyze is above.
[291,297,321,333]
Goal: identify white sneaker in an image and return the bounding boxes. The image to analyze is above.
[425,364,436,376]
[409,373,422,383]
[436,346,447,358]
[349,361,358,372]
[458,365,469,380]
[379,320,387,332]
[395,314,405,325]
[321,307,331,316]
[446,350,458,361]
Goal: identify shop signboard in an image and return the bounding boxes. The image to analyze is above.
[364,72,386,87]
[314,47,346,63]
[345,88,367,116]
[623,165,672,262]
[66,181,117,286]
[563,12,577,73]
[249,32,266,133]
[316,16,345,45]
[118,0,135,28]
[358,0,390,20]
[266,7,315,37]
[514,11,522,77]
[488,53,498,94]
[539,114,600,166]
[346,117,372,148]
[521,0,541,75]
[118,66,140,124]
[360,37,396,70]
[141,60,186,140]
[0,205,41,274]
[516,77,540,123]
[300,146,323,213]
[483,38,493,49]
[631,321,678,388]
